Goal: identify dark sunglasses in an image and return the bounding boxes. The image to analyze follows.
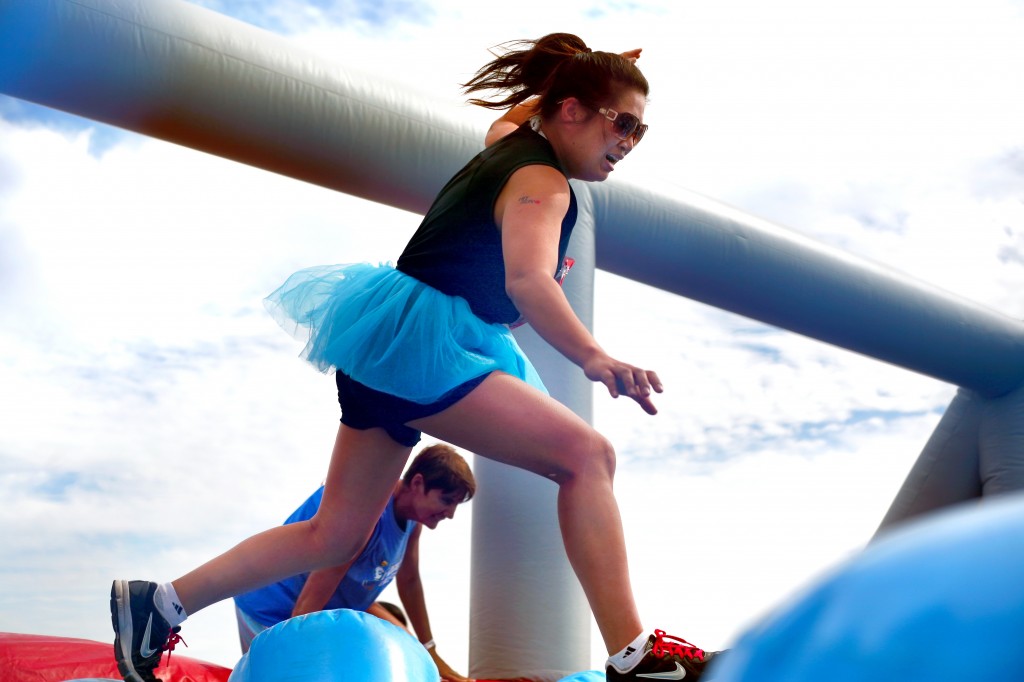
[557,99,649,145]
[591,104,648,145]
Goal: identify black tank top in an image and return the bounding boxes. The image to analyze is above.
[397,123,578,325]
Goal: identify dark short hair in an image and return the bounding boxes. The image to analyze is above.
[402,443,476,502]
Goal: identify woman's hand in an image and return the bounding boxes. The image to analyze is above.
[583,352,663,415]
[485,98,540,147]
[620,48,642,63]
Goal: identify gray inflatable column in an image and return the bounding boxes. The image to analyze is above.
[876,383,1024,535]
[469,188,596,681]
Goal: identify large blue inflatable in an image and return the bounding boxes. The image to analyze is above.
[228,609,439,682]
[710,493,1024,681]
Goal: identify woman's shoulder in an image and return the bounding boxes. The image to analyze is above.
[482,124,566,175]
[491,122,547,149]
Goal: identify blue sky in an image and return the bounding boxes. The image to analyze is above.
[2,0,1024,675]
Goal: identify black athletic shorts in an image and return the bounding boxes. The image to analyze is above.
[336,370,490,447]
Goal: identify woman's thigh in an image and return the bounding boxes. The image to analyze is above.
[410,371,610,481]
[313,424,413,546]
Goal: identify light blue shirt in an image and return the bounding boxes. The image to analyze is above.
[234,486,415,626]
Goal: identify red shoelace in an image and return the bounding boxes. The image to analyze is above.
[651,629,705,661]
[162,627,187,667]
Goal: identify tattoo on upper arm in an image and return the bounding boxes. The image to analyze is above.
[518,195,541,205]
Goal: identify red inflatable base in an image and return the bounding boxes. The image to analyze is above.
[0,632,232,682]
[0,631,555,682]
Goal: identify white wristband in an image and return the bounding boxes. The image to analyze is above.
[423,639,436,650]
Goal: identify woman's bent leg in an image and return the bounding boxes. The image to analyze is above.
[172,424,411,615]
[410,372,643,655]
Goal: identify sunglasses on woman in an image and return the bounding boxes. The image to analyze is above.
[557,99,649,145]
[591,104,648,145]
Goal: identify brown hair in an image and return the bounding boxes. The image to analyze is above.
[462,32,649,118]
[377,601,408,626]
[402,443,476,502]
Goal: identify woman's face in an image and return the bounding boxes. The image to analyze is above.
[562,87,647,182]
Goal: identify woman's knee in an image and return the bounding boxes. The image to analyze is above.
[554,429,616,484]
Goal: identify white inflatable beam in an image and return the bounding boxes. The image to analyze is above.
[590,185,1024,398]
[0,0,481,213]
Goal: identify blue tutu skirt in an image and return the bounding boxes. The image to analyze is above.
[264,263,547,404]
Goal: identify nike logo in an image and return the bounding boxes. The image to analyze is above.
[636,662,686,679]
[138,615,159,658]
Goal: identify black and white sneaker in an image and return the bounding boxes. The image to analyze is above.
[110,580,183,682]
[607,629,711,681]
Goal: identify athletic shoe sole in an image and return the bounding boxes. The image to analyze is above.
[111,579,150,682]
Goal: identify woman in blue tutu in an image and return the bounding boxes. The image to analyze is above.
[111,33,714,682]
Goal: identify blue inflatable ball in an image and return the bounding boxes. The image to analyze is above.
[557,671,603,682]
[229,608,439,682]
[710,493,1024,682]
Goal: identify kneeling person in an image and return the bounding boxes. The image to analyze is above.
[233,444,474,682]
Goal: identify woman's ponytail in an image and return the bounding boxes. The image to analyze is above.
[462,33,591,110]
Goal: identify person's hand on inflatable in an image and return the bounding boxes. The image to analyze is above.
[429,647,474,682]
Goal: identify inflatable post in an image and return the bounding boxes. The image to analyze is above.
[470,192,597,679]
[876,383,1024,534]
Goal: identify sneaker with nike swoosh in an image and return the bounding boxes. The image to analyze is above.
[110,579,184,682]
[606,629,713,681]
